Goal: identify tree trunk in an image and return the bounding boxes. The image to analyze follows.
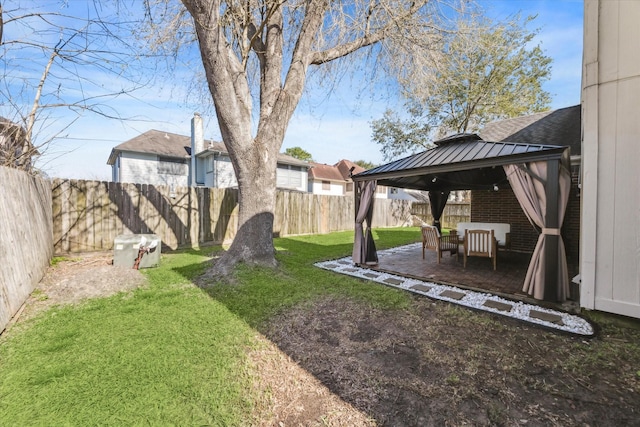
[180,0,425,279]
[208,136,280,277]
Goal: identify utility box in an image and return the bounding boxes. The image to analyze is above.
[113,234,161,269]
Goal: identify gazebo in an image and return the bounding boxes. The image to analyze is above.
[351,133,572,302]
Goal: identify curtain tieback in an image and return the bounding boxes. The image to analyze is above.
[542,227,561,235]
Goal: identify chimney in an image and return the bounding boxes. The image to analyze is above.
[190,113,204,186]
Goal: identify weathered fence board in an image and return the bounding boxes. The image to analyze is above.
[1,167,53,333]
[51,179,415,254]
[411,202,471,229]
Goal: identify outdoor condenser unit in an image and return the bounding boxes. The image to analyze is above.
[113,234,161,268]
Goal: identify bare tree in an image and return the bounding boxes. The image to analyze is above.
[0,2,149,174]
[142,0,460,276]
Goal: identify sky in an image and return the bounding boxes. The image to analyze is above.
[4,0,584,181]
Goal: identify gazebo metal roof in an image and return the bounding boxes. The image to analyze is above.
[352,134,568,191]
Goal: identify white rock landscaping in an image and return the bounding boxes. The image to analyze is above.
[315,243,594,336]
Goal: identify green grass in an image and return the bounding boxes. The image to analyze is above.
[49,256,79,266]
[0,227,420,425]
[1,250,254,425]
[203,228,419,326]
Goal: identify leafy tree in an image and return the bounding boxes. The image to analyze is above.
[372,14,552,160]
[145,0,456,276]
[370,109,433,161]
[353,159,376,170]
[284,147,313,162]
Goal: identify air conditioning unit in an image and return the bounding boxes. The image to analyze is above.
[113,234,161,269]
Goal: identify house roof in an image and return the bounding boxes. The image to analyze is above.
[0,117,29,147]
[107,130,191,164]
[308,162,345,181]
[335,159,365,179]
[107,129,309,167]
[352,133,568,191]
[478,105,581,156]
[0,116,38,159]
[308,159,366,181]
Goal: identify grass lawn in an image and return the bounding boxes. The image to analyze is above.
[0,228,421,425]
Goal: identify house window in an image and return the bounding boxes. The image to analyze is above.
[377,185,386,194]
[390,187,398,194]
[158,156,188,175]
[322,180,331,190]
[346,182,353,192]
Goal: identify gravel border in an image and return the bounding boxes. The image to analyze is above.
[315,243,594,337]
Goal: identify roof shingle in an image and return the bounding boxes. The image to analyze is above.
[478,105,581,156]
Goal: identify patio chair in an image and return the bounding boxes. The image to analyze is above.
[463,229,497,270]
[421,225,459,263]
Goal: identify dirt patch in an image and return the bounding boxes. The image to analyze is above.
[10,252,147,326]
[248,333,375,426]
[263,296,640,426]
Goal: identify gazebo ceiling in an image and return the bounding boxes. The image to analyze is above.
[376,166,508,192]
[353,133,569,192]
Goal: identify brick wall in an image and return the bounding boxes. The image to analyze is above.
[470,188,539,253]
[470,169,581,269]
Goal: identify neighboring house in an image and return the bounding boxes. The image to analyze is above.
[308,158,413,200]
[308,162,349,195]
[107,115,309,192]
[193,143,308,192]
[405,189,467,203]
[580,0,640,319]
[0,117,35,171]
[107,129,191,189]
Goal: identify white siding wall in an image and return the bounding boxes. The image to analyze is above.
[310,179,344,195]
[204,155,215,187]
[276,166,307,192]
[195,157,206,185]
[215,155,238,188]
[373,185,388,199]
[118,152,189,188]
[112,157,120,182]
[581,0,640,319]
[115,151,309,193]
[386,187,416,201]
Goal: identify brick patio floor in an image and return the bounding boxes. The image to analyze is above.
[315,246,593,334]
[370,244,575,304]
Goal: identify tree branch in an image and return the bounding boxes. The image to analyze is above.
[309,1,426,65]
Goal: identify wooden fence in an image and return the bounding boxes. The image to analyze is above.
[52,179,414,254]
[1,167,53,333]
[410,202,471,229]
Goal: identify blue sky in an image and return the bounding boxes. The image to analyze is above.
[6,0,583,181]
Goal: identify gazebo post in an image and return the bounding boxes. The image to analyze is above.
[544,159,560,301]
[354,180,361,222]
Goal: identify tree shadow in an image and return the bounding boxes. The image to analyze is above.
[53,179,238,253]
[162,227,479,425]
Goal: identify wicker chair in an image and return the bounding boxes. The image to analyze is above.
[421,225,459,263]
[463,229,497,270]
